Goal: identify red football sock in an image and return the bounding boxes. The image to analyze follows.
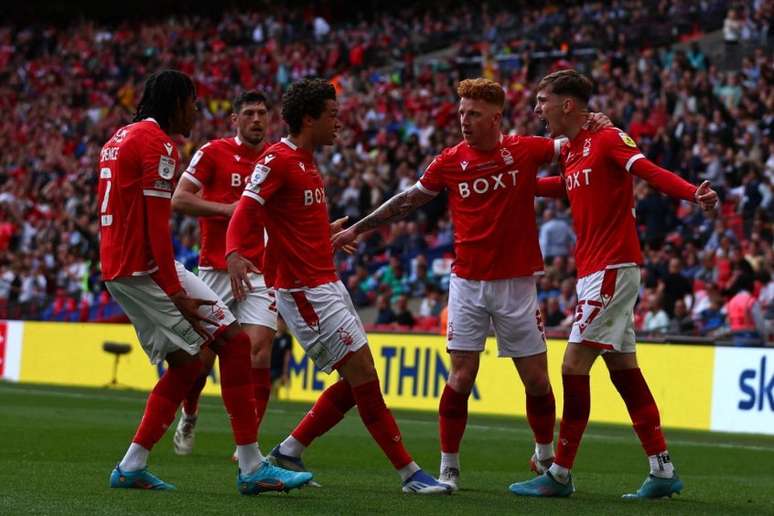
[554,374,590,469]
[526,389,556,445]
[133,359,201,449]
[217,331,258,445]
[251,368,271,430]
[610,368,667,455]
[352,379,413,469]
[291,379,356,446]
[438,384,470,454]
[182,365,207,416]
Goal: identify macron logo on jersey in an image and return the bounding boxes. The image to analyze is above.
[234,154,241,162]
[299,162,306,172]
[460,160,469,171]
[263,154,275,164]
[163,143,173,156]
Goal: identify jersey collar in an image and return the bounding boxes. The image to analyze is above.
[281,137,298,150]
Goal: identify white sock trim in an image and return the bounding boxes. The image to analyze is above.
[237,443,262,475]
[440,452,460,470]
[279,435,305,458]
[548,463,570,484]
[119,443,149,472]
[535,442,554,461]
[398,461,420,482]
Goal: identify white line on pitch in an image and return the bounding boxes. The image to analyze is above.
[2,384,773,453]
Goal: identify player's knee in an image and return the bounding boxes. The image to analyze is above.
[523,373,551,396]
[448,366,477,393]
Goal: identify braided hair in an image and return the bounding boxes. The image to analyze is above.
[132,70,195,130]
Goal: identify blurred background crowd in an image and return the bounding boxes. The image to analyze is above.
[0,0,771,345]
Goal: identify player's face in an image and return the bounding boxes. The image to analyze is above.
[234,102,268,146]
[534,88,565,138]
[458,97,501,149]
[312,99,340,146]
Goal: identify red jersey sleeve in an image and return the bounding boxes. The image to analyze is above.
[139,135,182,296]
[180,142,215,189]
[521,136,563,166]
[417,154,445,194]
[226,195,266,259]
[242,152,286,205]
[536,176,566,198]
[605,129,697,202]
[604,129,646,173]
[630,158,698,202]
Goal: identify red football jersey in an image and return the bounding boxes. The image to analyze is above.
[181,136,267,270]
[559,127,646,278]
[418,134,560,280]
[98,119,181,294]
[241,138,337,289]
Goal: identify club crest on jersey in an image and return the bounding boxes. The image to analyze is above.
[163,142,174,156]
[158,156,176,179]
[460,160,469,171]
[263,154,275,164]
[583,138,592,157]
[500,147,514,166]
[618,132,637,148]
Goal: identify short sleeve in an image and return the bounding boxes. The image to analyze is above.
[180,142,214,189]
[417,154,445,194]
[520,136,561,166]
[604,129,644,173]
[140,135,178,199]
[242,151,285,205]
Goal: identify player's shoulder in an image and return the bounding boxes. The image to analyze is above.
[503,133,551,149]
[596,126,637,147]
[261,138,297,163]
[432,141,466,167]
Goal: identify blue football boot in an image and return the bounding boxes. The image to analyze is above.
[109,465,175,490]
[622,473,683,499]
[238,461,313,495]
[402,469,453,494]
[509,471,575,497]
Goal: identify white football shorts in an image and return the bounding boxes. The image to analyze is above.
[276,280,367,374]
[446,274,546,358]
[198,269,277,331]
[106,261,236,364]
[569,266,639,353]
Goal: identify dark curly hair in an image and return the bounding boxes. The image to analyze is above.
[132,69,195,130]
[281,78,336,135]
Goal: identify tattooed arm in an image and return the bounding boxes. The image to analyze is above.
[331,184,437,249]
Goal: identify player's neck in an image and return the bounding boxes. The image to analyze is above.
[236,133,264,151]
[287,133,315,153]
[563,112,587,140]
[469,132,502,152]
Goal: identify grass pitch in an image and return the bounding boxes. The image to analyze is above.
[1,382,773,515]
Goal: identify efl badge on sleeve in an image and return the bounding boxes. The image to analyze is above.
[618,132,637,148]
[250,164,271,185]
[158,156,176,179]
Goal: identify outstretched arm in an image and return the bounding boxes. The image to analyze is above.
[536,176,566,199]
[630,158,718,210]
[331,184,437,249]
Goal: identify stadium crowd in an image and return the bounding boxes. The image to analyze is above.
[0,1,772,344]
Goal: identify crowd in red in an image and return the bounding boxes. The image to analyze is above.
[0,1,771,343]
